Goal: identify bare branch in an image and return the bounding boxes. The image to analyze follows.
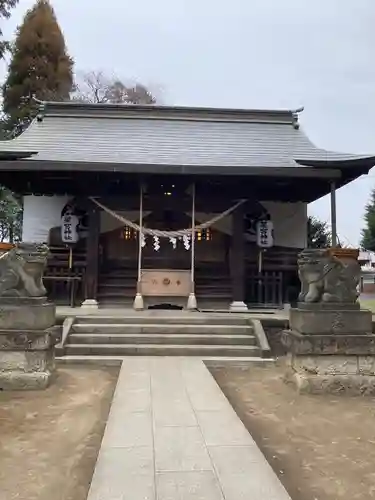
[72,70,158,105]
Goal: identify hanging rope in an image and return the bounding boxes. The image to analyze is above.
[89,197,246,238]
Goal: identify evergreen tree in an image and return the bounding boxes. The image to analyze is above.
[2,0,73,135]
[0,0,19,59]
[0,187,22,242]
[361,188,375,250]
[307,216,331,248]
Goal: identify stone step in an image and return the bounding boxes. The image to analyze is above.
[97,291,136,298]
[74,315,251,326]
[68,332,256,346]
[97,291,231,299]
[57,355,273,367]
[73,323,252,335]
[65,343,261,357]
[99,283,136,289]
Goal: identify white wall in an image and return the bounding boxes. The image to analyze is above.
[261,201,307,248]
[21,197,307,248]
[194,202,307,248]
[22,195,70,243]
[22,197,149,243]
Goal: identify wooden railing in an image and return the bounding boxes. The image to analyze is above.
[245,245,300,271]
[245,246,300,306]
[45,246,87,306]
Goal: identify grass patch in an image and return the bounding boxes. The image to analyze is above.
[360,299,375,313]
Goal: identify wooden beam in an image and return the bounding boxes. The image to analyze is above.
[0,160,342,179]
[330,181,337,247]
[84,202,100,301]
[230,203,246,303]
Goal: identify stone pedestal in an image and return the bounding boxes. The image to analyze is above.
[0,242,60,390]
[282,247,375,395]
[290,303,372,336]
[230,301,248,312]
[0,300,59,390]
[282,329,375,395]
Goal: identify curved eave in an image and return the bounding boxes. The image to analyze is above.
[0,151,38,161]
[295,156,375,170]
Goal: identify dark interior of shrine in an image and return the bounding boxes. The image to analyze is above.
[0,168,351,203]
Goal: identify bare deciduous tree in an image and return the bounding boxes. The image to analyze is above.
[72,70,157,105]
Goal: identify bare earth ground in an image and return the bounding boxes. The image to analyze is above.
[212,362,375,500]
[0,366,118,500]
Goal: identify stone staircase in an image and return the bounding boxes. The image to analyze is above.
[60,313,267,362]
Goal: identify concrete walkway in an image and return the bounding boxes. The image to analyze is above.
[87,358,291,500]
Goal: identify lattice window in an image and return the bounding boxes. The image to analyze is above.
[122,226,137,240]
[196,229,212,241]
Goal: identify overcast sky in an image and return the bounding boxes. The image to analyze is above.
[1,0,375,246]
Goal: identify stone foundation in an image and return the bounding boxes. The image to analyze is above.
[0,368,55,390]
[0,300,56,330]
[0,303,60,391]
[289,305,372,336]
[284,370,375,395]
[283,247,375,395]
[282,329,375,395]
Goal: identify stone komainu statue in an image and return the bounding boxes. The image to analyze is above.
[298,248,360,305]
[0,243,49,298]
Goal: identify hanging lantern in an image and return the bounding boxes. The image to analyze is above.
[256,220,274,248]
[61,212,79,244]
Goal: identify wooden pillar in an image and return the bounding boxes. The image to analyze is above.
[330,181,337,247]
[82,203,100,309]
[230,202,248,311]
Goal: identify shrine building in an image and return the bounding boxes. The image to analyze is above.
[0,101,373,311]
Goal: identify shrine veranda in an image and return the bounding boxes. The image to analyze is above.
[0,101,373,309]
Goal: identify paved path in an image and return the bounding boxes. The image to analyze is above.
[87,357,291,500]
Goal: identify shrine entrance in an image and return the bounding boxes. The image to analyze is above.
[98,200,231,308]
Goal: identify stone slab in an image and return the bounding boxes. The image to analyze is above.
[156,471,224,500]
[0,327,60,351]
[196,409,254,447]
[0,370,53,390]
[289,307,372,335]
[0,302,56,330]
[101,410,153,449]
[153,397,198,426]
[209,445,291,500]
[154,426,212,472]
[285,369,375,395]
[87,357,292,500]
[297,301,360,311]
[0,349,55,372]
[287,354,360,375]
[87,447,154,500]
[281,329,375,356]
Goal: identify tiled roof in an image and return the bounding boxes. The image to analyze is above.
[0,102,373,168]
